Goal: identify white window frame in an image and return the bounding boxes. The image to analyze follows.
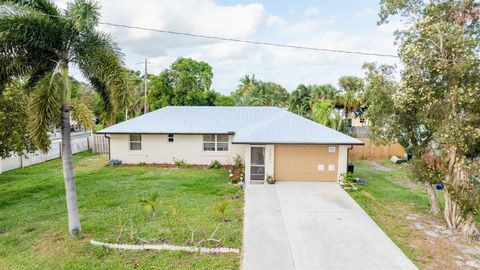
[203,134,229,152]
[129,134,142,151]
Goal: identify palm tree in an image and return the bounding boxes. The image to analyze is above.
[337,76,363,130]
[0,0,130,236]
[288,84,311,117]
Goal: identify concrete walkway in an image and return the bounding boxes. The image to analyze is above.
[242,182,418,270]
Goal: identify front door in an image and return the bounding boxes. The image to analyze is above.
[250,147,265,181]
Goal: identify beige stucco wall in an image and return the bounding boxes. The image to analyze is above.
[109,134,246,165]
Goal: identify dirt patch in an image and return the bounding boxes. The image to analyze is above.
[33,232,91,257]
[33,232,66,255]
[406,213,480,269]
[392,178,421,190]
[368,161,393,172]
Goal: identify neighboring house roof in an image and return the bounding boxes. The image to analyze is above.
[97,106,363,145]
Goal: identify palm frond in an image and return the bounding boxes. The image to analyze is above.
[71,102,95,130]
[65,0,99,32]
[28,72,62,151]
[0,0,60,17]
[0,6,64,92]
[89,77,115,125]
[73,31,131,121]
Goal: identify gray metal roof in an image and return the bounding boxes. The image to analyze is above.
[97,106,363,145]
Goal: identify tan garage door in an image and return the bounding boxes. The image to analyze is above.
[274,145,338,181]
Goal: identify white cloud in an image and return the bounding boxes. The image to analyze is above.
[304,6,319,16]
[266,15,286,27]
[96,0,264,57]
[355,7,375,18]
[52,0,399,94]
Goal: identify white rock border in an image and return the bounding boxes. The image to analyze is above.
[90,240,239,254]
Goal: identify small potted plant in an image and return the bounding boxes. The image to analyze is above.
[266,175,276,184]
[340,172,357,190]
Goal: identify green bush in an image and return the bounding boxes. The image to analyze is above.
[208,160,222,169]
[172,157,189,168]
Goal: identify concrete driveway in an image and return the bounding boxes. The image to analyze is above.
[242,182,418,270]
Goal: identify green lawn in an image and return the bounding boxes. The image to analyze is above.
[0,152,243,269]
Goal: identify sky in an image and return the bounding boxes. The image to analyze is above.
[54,0,403,94]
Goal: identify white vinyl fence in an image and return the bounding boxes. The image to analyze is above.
[0,131,92,174]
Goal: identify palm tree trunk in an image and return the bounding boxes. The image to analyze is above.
[61,104,81,236]
[60,63,82,236]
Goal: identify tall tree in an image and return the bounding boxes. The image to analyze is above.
[288,84,340,119]
[0,80,32,157]
[368,0,480,239]
[147,57,213,109]
[0,0,129,236]
[233,76,289,107]
[311,99,341,129]
[310,84,339,104]
[338,76,363,120]
[288,84,311,117]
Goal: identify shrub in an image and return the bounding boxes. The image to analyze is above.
[343,172,354,184]
[173,157,189,168]
[340,172,357,190]
[208,160,222,169]
[109,159,122,166]
[230,154,245,184]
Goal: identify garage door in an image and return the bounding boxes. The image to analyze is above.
[274,145,338,181]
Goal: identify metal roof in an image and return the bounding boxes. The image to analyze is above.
[97,106,363,145]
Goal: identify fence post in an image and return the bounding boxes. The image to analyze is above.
[0,159,2,174]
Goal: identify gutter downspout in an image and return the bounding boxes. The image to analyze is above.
[347,145,354,165]
[104,134,111,161]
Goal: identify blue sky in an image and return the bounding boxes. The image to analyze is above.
[56,0,401,93]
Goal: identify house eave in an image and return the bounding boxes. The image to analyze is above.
[231,141,365,146]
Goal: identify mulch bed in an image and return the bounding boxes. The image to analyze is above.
[120,164,233,169]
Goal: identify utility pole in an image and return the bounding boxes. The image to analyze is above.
[137,58,150,114]
[143,58,148,114]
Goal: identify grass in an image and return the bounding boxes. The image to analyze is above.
[0,151,243,269]
[347,159,434,267]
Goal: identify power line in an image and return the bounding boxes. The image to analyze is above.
[99,21,399,58]
[4,7,400,58]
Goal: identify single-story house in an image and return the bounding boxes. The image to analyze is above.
[97,106,363,182]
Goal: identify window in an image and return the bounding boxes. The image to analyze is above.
[328,164,335,171]
[129,134,142,150]
[328,146,336,153]
[203,134,229,151]
[168,134,174,142]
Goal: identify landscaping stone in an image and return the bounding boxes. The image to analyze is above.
[90,239,240,254]
[425,230,439,238]
[414,223,424,230]
[465,260,480,269]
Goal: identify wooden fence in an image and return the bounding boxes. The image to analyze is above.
[348,126,369,138]
[91,134,109,154]
[349,138,405,159]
